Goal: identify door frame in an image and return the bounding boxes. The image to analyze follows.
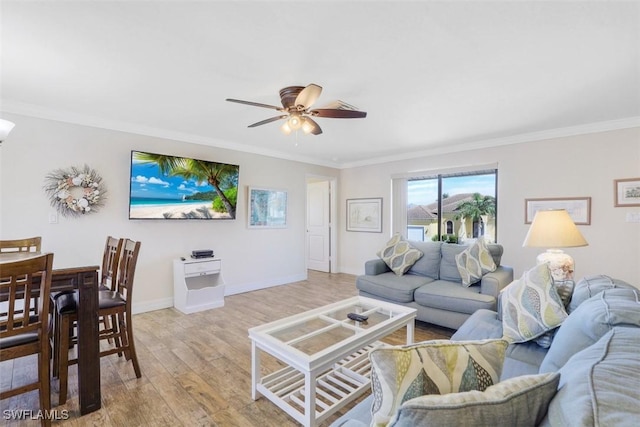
[305,174,338,273]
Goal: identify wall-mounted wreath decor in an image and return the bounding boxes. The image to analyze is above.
[44,165,107,217]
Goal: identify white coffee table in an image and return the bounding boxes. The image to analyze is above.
[248,296,416,427]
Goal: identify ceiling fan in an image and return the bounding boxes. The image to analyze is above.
[226,83,367,135]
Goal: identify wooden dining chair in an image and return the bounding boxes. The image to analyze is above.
[1,237,43,316]
[0,253,54,427]
[56,239,142,404]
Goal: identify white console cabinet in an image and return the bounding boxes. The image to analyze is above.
[173,258,225,314]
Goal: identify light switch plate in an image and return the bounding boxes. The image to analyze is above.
[625,212,640,223]
[48,212,58,224]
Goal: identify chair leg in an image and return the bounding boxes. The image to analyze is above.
[38,346,52,427]
[125,311,141,378]
[57,313,70,405]
[112,314,123,356]
[52,309,60,378]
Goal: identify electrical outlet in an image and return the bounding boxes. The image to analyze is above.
[48,212,58,224]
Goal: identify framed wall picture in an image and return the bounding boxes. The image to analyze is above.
[525,197,591,225]
[248,187,287,228]
[614,178,640,207]
[346,198,382,232]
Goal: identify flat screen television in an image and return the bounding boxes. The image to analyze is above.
[129,150,240,220]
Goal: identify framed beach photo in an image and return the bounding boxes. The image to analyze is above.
[525,197,591,225]
[614,178,640,207]
[248,187,288,228]
[347,198,382,232]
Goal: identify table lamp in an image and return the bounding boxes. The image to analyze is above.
[523,209,588,281]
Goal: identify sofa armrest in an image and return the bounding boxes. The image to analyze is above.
[480,266,514,298]
[364,258,390,275]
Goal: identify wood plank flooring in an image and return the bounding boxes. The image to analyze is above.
[0,271,453,426]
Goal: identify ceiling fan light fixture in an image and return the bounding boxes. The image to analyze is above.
[301,118,314,134]
[288,114,303,130]
[280,121,293,135]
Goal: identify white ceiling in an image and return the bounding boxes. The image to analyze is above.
[2,1,639,168]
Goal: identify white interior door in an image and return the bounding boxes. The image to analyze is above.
[307,180,330,272]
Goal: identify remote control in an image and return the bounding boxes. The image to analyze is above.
[348,313,369,322]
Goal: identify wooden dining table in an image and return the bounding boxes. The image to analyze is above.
[0,252,101,415]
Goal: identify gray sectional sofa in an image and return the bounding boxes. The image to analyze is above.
[332,275,640,427]
[356,240,514,329]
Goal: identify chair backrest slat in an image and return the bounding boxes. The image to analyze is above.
[101,236,124,291]
[0,237,42,254]
[116,239,141,303]
[0,253,53,339]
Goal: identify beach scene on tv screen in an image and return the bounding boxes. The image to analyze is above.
[129,151,239,219]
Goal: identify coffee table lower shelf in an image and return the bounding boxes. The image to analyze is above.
[256,343,380,426]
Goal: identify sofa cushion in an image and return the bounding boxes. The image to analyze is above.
[356,272,432,303]
[377,234,424,276]
[541,327,640,427]
[455,237,497,287]
[539,287,640,373]
[414,280,495,315]
[568,274,635,313]
[389,372,559,427]
[439,244,467,282]
[406,240,442,279]
[440,242,503,283]
[501,264,568,344]
[452,309,548,380]
[369,339,508,427]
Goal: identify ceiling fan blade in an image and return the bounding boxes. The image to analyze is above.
[248,115,288,128]
[302,117,323,135]
[295,84,322,109]
[226,98,284,111]
[310,108,367,119]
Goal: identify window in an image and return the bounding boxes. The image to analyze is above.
[402,169,497,243]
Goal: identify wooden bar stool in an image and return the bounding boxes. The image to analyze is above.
[55,239,142,404]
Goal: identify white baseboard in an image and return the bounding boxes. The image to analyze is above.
[225,273,308,296]
[132,297,173,315]
[131,273,308,315]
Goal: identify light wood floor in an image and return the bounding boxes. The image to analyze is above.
[1,271,453,426]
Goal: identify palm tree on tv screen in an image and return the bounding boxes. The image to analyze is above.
[135,152,238,218]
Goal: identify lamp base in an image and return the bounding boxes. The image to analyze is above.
[536,249,574,281]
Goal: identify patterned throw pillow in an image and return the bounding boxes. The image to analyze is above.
[501,264,568,344]
[534,279,575,348]
[455,237,497,286]
[388,372,560,427]
[377,234,424,276]
[369,339,508,427]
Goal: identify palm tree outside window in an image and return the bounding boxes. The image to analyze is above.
[406,170,497,243]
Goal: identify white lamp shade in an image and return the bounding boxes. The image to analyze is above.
[0,119,15,141]
[523,209,588,248]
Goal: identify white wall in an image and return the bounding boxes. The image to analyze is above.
[0,115,339,313]
[339,128,640,286]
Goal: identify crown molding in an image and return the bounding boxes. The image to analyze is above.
[340,116,640,169]
[0,100,342,169]
[3,100,637,170]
